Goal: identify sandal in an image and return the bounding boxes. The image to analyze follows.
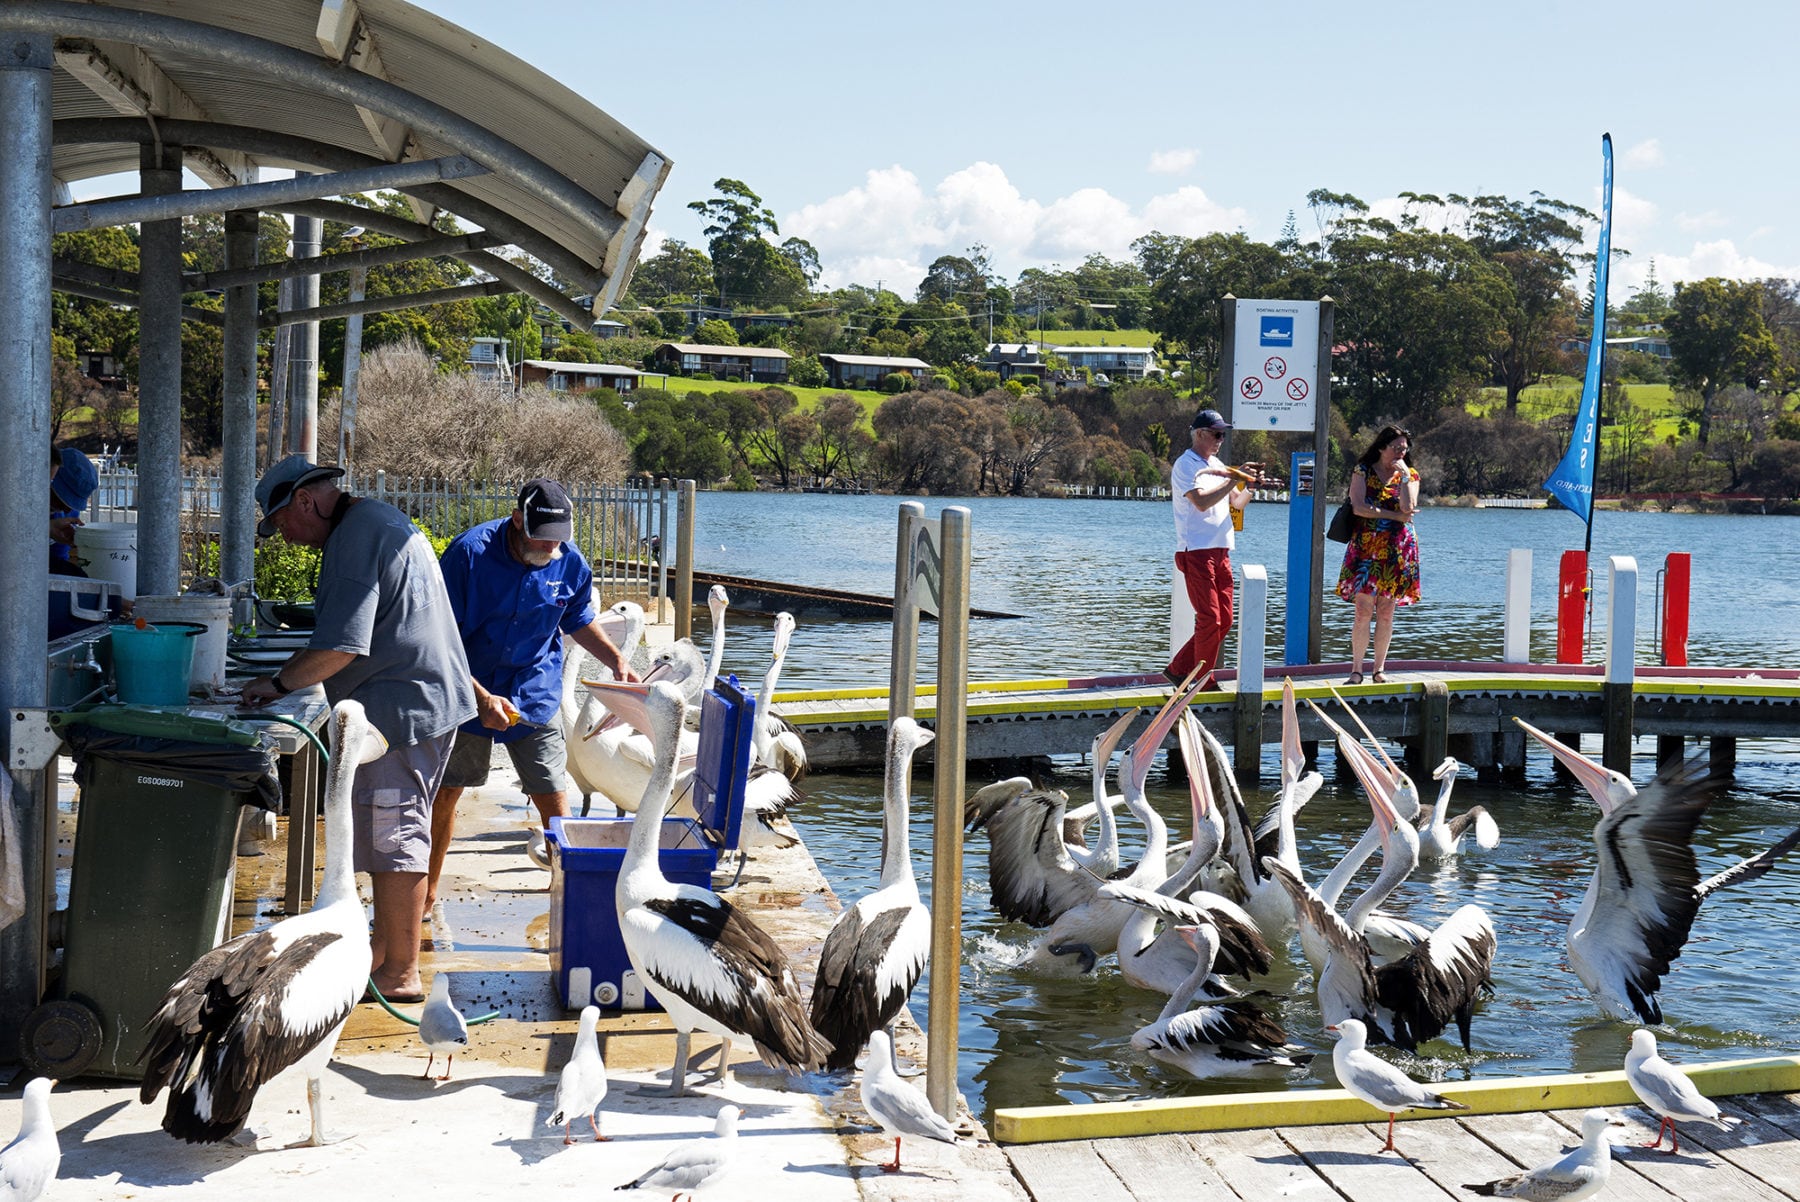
[1372,671,1388,684]
[1345,672,1363,685]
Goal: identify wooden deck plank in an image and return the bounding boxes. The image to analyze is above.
[1408,1114,1549,1196]
[1280,1120,1458,1200]
[1649,1099,1800,1199]
[1088,1134,1239,1202]
[1460,1111,1677,1202]
[1732,1092,1800,1139]
[1006,1140,1135,1202]
[1546,1106,1796,1202]
[1191,1127,1334,1202]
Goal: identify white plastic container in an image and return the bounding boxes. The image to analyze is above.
[132,593,233,695]
[72,522,138,602]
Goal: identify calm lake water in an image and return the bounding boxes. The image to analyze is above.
[690,493,1800,1124]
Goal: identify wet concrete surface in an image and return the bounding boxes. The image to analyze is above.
[12,735,1027,1201]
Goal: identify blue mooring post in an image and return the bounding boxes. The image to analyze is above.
[1286,450,1317,665]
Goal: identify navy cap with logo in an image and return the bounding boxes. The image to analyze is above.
[1190,408,1232,432]
[256,455,345,537]
[518,478,574,542]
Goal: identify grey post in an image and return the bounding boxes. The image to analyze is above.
[136,139,183,597]
[888,502,924,722]
[1216,295,1237,438]
[267,275,292,465]
[220,207,260,586]
[286,204,320,460]
[0,30,54,1037]
[338,264,367,465]
[928,506,971,1122]
[1311,298,1335,663]
[674,480,695,639]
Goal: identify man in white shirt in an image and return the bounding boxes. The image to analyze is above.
[1165,409,1261,687]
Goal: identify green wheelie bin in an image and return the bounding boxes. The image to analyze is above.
[20,706,280,1080]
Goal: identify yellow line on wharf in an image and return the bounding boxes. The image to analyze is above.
[990,1055,1800,1144]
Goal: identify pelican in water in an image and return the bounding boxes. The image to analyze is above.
[1417,757,1499,863]
[1130,925,1308,1078]
[600,679,830,1094]
[139,701,387,1145]
[810,717,935,1072]
[1516,718,1800,1024]
[751,612,808,780]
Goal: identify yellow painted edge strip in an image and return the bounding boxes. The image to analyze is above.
[991,1055,1800,1144]
[1634,681,1800,698]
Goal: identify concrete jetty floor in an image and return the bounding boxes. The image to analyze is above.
[7,746,1028,1201]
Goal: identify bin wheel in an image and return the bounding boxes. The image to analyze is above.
[20,999,103,1079]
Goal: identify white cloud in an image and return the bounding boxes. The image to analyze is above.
[1649,240,1800,286]
[1147,148,1198,175]
[786,162,1248,289]
[1364,194,1469,234]
[1621,138,1664,169]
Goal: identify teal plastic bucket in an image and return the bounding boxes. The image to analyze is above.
[109,622,205,706]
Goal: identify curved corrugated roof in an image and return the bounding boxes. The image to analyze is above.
[19,0,669,313]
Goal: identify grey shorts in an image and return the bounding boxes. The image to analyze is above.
[441,723,568,796]
[352,729,455,875]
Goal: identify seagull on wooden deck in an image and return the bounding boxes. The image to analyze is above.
[1463,1108,1625,1201]
[0,1077,59,1202]
[1329,1018,1468,1155]
[614,1103,739,1197]
[1624,1028,1740,1154]
[598,679,830,1095]
[547,1005,609,1144]
[860,1030,959,1172]
[418,974,469,1080]
[138,699,386,1146]
[1516,718,1800,1024]
[809,717,935,1072]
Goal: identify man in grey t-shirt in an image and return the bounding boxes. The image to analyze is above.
[243,456,476,1002]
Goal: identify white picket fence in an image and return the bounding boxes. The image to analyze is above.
[92,468,673,604]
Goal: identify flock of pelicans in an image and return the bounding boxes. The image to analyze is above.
[3,599,1798,1200]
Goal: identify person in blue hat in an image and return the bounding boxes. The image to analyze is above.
[49,447,99,561]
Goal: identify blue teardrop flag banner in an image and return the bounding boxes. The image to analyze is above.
[1544,134,1613,525]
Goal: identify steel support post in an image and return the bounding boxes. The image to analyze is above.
[220,208,260,587]
[927,507,971,1123]
[285,204,320,460]
[136,140,183,598]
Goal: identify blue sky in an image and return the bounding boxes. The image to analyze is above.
[424,0,1793,300]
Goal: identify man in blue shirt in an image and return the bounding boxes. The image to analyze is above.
[427,478,635,906]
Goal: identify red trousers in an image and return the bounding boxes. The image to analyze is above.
[1166,548,1233,683]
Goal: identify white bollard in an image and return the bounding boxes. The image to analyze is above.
[1606,555,1638,684]
[1238,564,1267,693]
[1503,548,1532,663]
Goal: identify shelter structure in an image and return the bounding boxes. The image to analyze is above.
[0,0,669,1044]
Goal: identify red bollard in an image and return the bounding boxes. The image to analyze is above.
[1662,552,1690,667]
[1557,550,1588,664]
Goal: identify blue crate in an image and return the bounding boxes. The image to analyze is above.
[546,815,717,1010]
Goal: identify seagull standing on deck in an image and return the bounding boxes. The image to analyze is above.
[615,1103,739,1196]
[548,1005,609,1144]
[1330,1018,1468,1154]
[418,974,469,1081]
[1464,1108,1625,1200]
[1625,1028,1740,1154]
[0,1077,59,1202]
[860,1030,959,1173]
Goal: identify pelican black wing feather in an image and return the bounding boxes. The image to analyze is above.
[1373,906,1496,1052]
[809,906,914,1072]
[644,896,831,1073]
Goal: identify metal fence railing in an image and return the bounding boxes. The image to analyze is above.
[90,468,674,609]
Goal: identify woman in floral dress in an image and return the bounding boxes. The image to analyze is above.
[1336,425,1420,683]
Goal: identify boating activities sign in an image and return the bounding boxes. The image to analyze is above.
[1544,133,1613,526]
[1230,300,1321,431]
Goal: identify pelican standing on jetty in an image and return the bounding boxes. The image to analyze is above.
[810,718,935,1072]
[1517,719,1800,1024]
[601,679,830,1094]
[138,700,386,1145]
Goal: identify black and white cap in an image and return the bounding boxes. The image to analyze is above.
[518,477,574,542]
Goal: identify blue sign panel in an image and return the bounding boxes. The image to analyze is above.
[1259,316,1294,347]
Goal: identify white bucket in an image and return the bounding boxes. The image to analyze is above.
[133,593,233,695]
[72,522,138,602]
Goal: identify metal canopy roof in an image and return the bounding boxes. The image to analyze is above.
[13,0,670,316]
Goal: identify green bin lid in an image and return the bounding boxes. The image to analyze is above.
[52,704,262,748]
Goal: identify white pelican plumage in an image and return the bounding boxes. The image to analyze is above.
[810,718,935,1072]
[1329,1018,1468,1155]
[1417,756,1499,863]
[1465,1108,1624,1200]
[600,679,829,1094]
[703,583,729,683]
[1516,718,1800,1024]
[751,612,808,780]
[562,600,645,815]
[1624,1028,1740,1153]
[1131,925,1308,1078]
[139,700,386,1145]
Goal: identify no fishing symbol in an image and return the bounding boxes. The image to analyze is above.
[1240,376,1263,399]
[1286,378,1309,401]
[1263,356,1286,379]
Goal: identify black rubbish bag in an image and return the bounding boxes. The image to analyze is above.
[1326,500,1356,543]
[63,727,282,812]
